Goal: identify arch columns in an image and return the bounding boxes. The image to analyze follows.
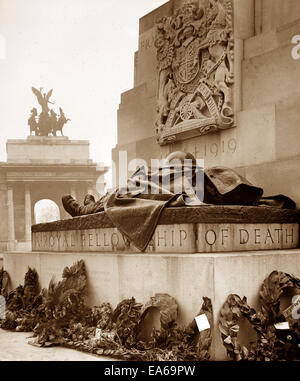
[87,181,94,197]
[25,183,32,244]
[70,182,77,199]
[7,185,16,251]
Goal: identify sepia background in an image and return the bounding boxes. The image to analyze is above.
[0,0,166,187]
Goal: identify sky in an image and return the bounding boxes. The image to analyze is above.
[0,0,167,185]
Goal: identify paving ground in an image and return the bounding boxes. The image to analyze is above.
[0,329,116,361]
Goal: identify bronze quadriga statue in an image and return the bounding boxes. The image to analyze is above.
[28,87,71,137]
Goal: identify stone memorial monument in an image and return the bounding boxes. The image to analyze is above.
[3,0,300,360]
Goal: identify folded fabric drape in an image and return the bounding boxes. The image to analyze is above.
[62,153,295,252]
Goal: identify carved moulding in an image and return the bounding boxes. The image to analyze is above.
[154,0,234,145]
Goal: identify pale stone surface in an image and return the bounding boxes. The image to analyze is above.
[242,44,300,111]
[0,330,115,361]
[261,0,300,32]
[181,103,276,169]
[245,29,278,60]
[6,137,92,164]
[233,38,243,114]
[118,87,156,148]
[118,99,276,174]
[275,94,300,160]
[239,156,300,208]
[233,0,255,40]
[234,104,276,167]
[136,28,157,91]
[5,249,300,360]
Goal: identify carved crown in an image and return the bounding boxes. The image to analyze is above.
[181,0,201,23]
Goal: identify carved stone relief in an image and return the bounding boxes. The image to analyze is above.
[154,0,234,145]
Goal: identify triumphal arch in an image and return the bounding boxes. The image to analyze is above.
[0,87,108,252]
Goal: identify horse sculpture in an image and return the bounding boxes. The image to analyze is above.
[53,108,71,136]
[28,108,39,136]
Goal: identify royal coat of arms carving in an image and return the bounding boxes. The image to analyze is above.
[154,0,234,145]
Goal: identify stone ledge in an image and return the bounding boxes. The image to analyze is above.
[10,248,300,258]
[244,18,300,59]
[7,138,90,145]
[32,223,299,253]
[32,206,300,233]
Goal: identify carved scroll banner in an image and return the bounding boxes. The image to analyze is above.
[154,0,234,145]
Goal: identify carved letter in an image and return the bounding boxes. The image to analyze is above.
[81,234,86,247]
[286,228,294,244]
[63,233,69,248]
[171,230,175,247]
[265,229,274,244]
[89,234,94,247]
[103,233,110,247]
[240,229,249,245]
[49,235,55,247]
[254,229,261,244]
[43,232,48,248]
[205,230,216,246]
[111,233,119,247]
[96,233,102,247]
[221,229,229,245]
[180,230,187,246]
[275,228,283,244]
[157,230,167,247]
[57,232,62,246]
[147,238,155,252]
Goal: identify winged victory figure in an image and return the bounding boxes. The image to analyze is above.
[32,87,55,113]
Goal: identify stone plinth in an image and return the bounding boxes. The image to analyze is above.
[6,137,92,164]
[23,206,300,360]
[32,206,300,253]
[4,249,300,360]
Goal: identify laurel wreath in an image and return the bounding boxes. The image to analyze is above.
[219,294,265,361]
[3,264,300,361]
[0,264,213,361]
[219,271,300,361]
[259,271,300,325]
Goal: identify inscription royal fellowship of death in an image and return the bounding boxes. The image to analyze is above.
[32,223,299,254]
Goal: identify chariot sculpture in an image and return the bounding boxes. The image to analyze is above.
[28,87,71,137]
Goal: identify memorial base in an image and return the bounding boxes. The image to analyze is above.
[4,249,300,360]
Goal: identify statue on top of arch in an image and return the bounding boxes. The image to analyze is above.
[28,87,71,137]
[154,0,234,145]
